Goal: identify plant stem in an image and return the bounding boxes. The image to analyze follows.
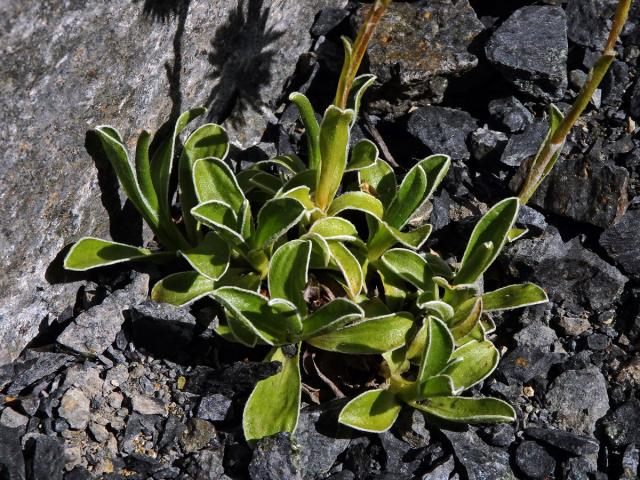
[334,0,392,109]
[518,0,633,205]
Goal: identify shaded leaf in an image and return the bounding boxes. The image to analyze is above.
[191,201,244,244]
[381,248,431,290]
[418,317,455,382]
[358,158,396,207]
[449,298,483,340]
[346,139,378,172]
[328,241,364,298]
[419,375,455,398]
[302,298,364,338]
[346,74,376,122]
[290,92,321,170]
[384,164,427,229]
[252,198,306,249]
[179,232,230,280]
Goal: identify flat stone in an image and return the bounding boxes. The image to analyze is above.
[486,6,568,100]
[423,456,455,480]
[499,121,548,167]
[602,399,640,449]
[0,425,26,480]
[196,394,232,422]
[131,393,166,416]
[25,436,64,480]
[0,408,29,429]
[524,427,599,456]
[557,315,591,336]
[4,351,72,396]
[57,273,149,356]
[0,0,340,367]
[408,106,478,160]
[600,201,640,278]
[566,0,619,49]
[515,441,555,479]
[248,433,301,480]
[545,367,609,436]
[58,388,90,430]
[488,97,534,133]
[444,429,516,480]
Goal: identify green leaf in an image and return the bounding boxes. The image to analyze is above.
[418,317,455,382]
[191,201,244,244]
[380,248,432,291]
[507,227,528,242]
[327,241,364,298]
[327,191,384,219]
[212,287,303,345]
[64,237,156,271]
[247,171,283,194]
[279,186,316,212]
[309,217,358,241]
[358,158,397,207]
[346,139,378,172]
[134,130,158,213]
[384,164,427,229]
[289,92,321,170]
[482,284,548,312]
[417,300,454,322]
[216,268,261,291]
[419,375,455,398]
[252,198,306,249]
[302,298,364,338]
[530,104,565,193]
[315,106,355,210]
[255,154,306,175]
[193,157,245,211]
[308,312,414,354]
[301,232,331,268]
[411,396,515,423]
[179,123,229,243]
[346,74,377,123]
[444,340,499,392]
[417,154,451,203]
[449,297,483,340]
[454,197,520,285]
[179,232,230,280]
[151,271,214,306]
[279,169,317,194]
[338,389,402,433]
[243,346,301,441]
[268,240,312,313]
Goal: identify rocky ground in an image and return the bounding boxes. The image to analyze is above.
[2,0,640,479]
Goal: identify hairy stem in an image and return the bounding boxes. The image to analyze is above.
[334,0,392,109]
[518,0,632,204]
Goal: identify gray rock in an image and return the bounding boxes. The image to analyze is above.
[602,399,640,449]
[513,322,558,349]
[179,418,216,453]
[504,226,627,314]
[445,429,516,480]
[249,433,301,480]
[122,413,164,454]
[58,388,90,430]
[560,455,598,479]
[58,272,149,356]
[517,206,547,234]
[515,441,555,480]
[131,393,166,416]
[486,6,568,100]
[600,200,640,277]
[196,394,233,422]
[557,315,591,336]
[488,97,534,133]
[500,120,548,167]
[500,345,565,383]
[365,0,483,107]
[621,444,639,479]
[566,0,619,49]
[311,7,349,36]
[0,408,29,429]
[631,79,640,121]
[25,436,64,480]
[470,127,508,162]
[0,425,25,480]
[88,423,109,443]
[3,351,72,396]
[423,456,455,480]
[545,367,609,436]
[0,0,339,367]
[524,427,599,456]
[183,448,227,480]
[407,106,478,160]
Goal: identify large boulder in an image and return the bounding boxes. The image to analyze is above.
[0,0,338,365]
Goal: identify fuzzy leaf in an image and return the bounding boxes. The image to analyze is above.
[290,92,321,170]
[359,158,397,207]
[418,300,454,322]
[243,346,301,441]
[301,232,331,268]
[507,227,528,242]
[328,241,364,298]
[346,139,378,172]
[308,313,414,354]
[179,124,229,243]
[302,298,364,338]
[419,375,455,398]
[412,396,515,423]
[64,237,156,271]
[327,191,384,219]
[449,298,483,340]
[384,164,427,229]
[309,217,358,241]
[179,232,230,280]
[216,268,261,291]
[454,197,519,285]
[252,198,306,249]
[191,201,244,244]
[444,340,499,391]
[151,271,214,306]
[212,287,303,345]
[417,154,451,202]
[316,106,355,210]
[346,74,377,122]
[193,157,245,211]
[134,130,158,212]
[255,154,306,175]
[279,186,316,212]
[381,249,432,290]
[268,240,312,312]
[418,317,455,382]
[482,284,548,311]
[338,389,402,433]
[279,169,317,194]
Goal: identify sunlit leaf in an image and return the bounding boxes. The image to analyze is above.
[302,298,364,338]
[449,297,483,340]
[268,240,312,312]
[252,198,306,249]
[411,396,515,423]
[290,92,321,170]
[328,241,364,298]
[418,317,455,382]
[346,139,378,172]
[179,232,230,280]
[193,157,245,211]
[482,284,548,312]
[359,158,397,207]
[338,389,401,433]
[151,271,214,306]
[64,237,158,271]
[444,340,499,392]
[327,191,384,219]
[309,217,358,241]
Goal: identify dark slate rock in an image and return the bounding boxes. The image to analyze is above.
[179,419,217,453]
[123,454,160,477]
[602,399,640,449]
[196,394,233,422]
[515,441,556,480]
[182,448,226,480]
[296,403,350,478]
[186,361,281,397]
[631,79,640,121]
[586,333,609,351]
[0,425,25,480]
[601,60,630,109]
[444,429,516,480]
[63,467,93,480]
[378,430,422,476]
[517,206,547,234]
[545,367,609,436]
[526,151,629,228]
[4,351,72,396]
[407,106,478,160]
[500,345,565,383]
[559,455,597,479]
[57,273,149,356]
[621,444,639,479]
[600,200,640,277]
[499,121,548,167]
[488,97,534,133]
[157,415,186,453]
[122,413,164,454]
[566,0,619,49]
[524,427,599,456]
[311,7,348,36]
[485,6,568,100]
[504,226,627,314]
[248,433,301,480]
[470,127,508,162]
[0,0,339,367]
[478,424,516,448]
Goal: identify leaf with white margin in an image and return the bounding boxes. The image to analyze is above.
[252,197,306,249]
[481,283,548,312]
[193,157,245,211]
[289,92,321,170]
[64,237,160,271]
[190,201,244,245]
[309,217,359,241]
[268,240,312,313]
[358,158,396,207]
[338,389,402,433]
[418,317,454,382]
[151,271,214,306]
[302,298,364,338]
[443,340,499,392]
[327,241,364,298]
[346,139,378,172]
[411,396,515,423]
[327,191,384,219]
[179,232,230,280]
